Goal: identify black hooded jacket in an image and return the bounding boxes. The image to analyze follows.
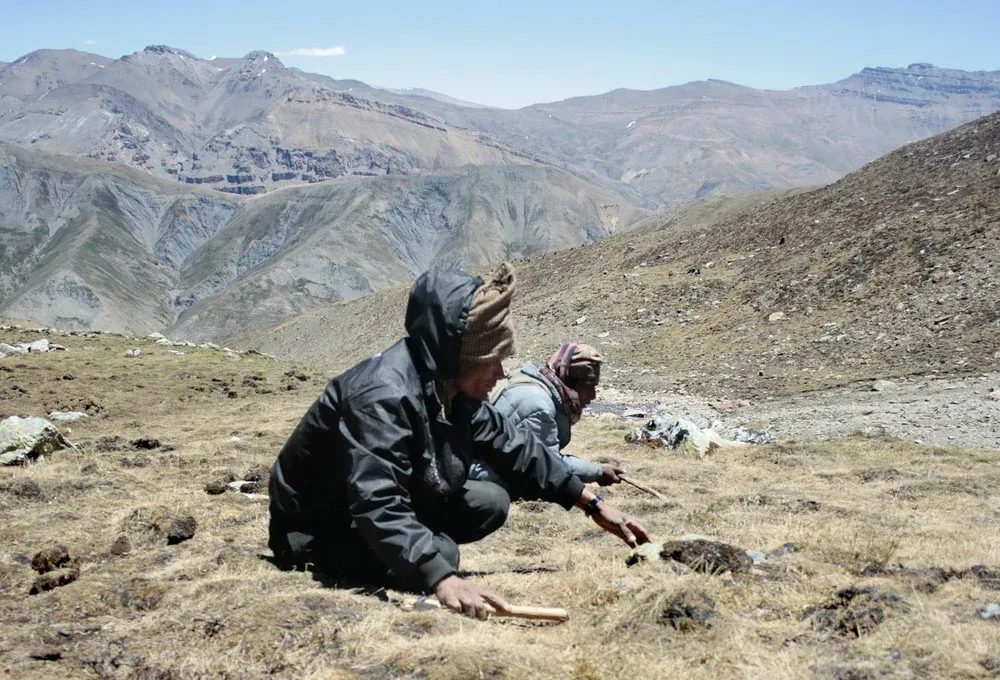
[269,268,585,589]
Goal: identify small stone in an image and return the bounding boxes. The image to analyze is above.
[746,550,767,565]
[574,316,587,326]
[109,535,131,556]
[31,546,71,574]
[872,380,898,392]
[166,516,197,545]
[768,312,785,322]
[622,408,646,419]
[147,332,165,340]
[131,438,161,450]
[981,603,1000,621]
[768,542,798,558]
[124,348,141,357]
[598,331,610,338]
[49,411,89,422]
[0,343,28,355]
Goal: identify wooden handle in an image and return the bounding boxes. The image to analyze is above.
[406,597,569,622]
[618,474,667,500]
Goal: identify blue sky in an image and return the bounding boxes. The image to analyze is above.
[2,0,998,108]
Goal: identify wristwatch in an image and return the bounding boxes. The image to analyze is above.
[584,494,603,516]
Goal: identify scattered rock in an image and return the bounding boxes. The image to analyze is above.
[29,567,80,595]
[124,348,141,358]
[657,591,716,631]
[767,312,785,322]
[626,414,743,456]
[622,408,646,419]
[768,542,798,558]
[731,425,775,444]
[0,342,28,355]
[31,546,72,574]
[574,316,587,325]
[49,411,89,422]
[147,332,165,340]
[109,535,131,556]
[804,586,907,637]
[872,380,898,392]
[746,550,768,565]
[981,603,1000,621]
[166,516,197,545]
[237,480,264,494]
[1,416,76,465]
[27,338,50,353]
[131,438,161,450]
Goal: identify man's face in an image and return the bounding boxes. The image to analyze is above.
[455,361,504,401]
[575,383,597,408]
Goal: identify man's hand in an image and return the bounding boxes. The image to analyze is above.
[597,464,625,486]
[433,575,510,620]
[589,501,651,547]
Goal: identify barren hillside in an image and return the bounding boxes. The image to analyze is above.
[236,111,1000,399]
[0,144,640,337]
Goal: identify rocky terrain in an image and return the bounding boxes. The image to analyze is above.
[237,110,1000,401]
[0,142,639,337]
[0,323,998,678]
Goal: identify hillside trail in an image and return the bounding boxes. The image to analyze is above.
[594,371,1000,450]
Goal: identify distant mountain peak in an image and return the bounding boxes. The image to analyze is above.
[242,50,279,63]
[141,45,198,59]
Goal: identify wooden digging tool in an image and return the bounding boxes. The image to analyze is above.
[404,596,569,623]
[617,473,667,500]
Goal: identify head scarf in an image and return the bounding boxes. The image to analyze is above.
[538,343,604,424]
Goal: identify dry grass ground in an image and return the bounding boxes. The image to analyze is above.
[2,326,1000,679]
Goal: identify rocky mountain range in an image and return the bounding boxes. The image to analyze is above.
[1,45,999,340]
[2,47,999,206]
[0,142,639,337]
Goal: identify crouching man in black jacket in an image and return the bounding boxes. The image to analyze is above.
[269,263,650,619]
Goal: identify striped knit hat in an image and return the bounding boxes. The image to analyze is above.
[459,263,516,373]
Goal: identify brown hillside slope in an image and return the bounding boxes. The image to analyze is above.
[235,111,1000,400]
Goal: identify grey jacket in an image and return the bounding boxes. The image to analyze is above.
[471,363,603,483]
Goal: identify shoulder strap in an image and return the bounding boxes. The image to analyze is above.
[489,374,548,405]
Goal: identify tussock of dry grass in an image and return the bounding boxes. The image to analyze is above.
[1,327,999,678]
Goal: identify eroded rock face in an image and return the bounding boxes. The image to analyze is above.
[0,416,76,465]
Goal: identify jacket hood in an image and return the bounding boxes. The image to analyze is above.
[405,268,483,380]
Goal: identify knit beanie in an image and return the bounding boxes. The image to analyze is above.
[566,343,604,386]
[459,262,516,373]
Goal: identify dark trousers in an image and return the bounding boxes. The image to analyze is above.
[268,480,510,593]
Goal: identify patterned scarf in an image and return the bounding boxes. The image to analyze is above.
[538,343,584,424]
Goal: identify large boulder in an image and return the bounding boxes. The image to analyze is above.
[0,416,76,466]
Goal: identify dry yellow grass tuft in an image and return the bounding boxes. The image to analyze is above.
[1,326,999,678]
